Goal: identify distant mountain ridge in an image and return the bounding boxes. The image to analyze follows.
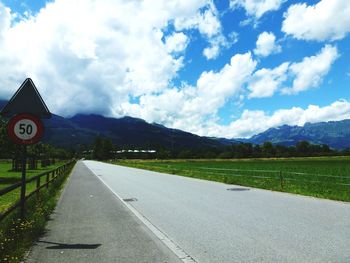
[1,99,349,149]
[243,120,350,149]
[58,114,222,149]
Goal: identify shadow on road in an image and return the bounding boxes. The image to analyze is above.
[37,240,101,250]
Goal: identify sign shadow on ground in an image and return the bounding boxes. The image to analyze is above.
[37,241,101,250]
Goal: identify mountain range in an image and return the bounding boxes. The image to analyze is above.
[1,100,349,149]
[242,120,350,149]
[42,113,223,150]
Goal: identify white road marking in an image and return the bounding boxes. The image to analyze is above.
[87,164,197,263]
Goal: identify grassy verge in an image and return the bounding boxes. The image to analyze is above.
[0,162,65,212]
[0,161,75,263]
[115,157,350,202]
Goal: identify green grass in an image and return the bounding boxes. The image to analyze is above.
[0,161,75,263]
[115,156,350,202]
[0,161,65,213]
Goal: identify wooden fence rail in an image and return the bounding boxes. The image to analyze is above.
[0,160,75,221]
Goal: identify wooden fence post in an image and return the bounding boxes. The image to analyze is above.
[279,171,284,190]
[36,176,41,198]
[46,172,49,188]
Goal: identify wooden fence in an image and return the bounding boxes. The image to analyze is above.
[0,160,75,221]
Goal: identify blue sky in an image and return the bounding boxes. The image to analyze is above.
[0,0,349,138]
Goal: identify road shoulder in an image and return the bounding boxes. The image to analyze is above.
[25,161,181,263]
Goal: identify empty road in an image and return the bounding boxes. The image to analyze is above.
[26,162,181,263]
[84,160,350,263]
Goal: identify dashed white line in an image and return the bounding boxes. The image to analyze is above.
[85,162,197,263]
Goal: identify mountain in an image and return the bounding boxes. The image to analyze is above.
[1,99,350,149]
[41,116,350,150]
[42,114,223,149]
[245,120,350,149]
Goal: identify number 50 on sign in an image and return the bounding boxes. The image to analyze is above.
[7,114,44,145]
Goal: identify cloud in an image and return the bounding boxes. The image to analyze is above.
[0,2,23,99]
[174,2,220,37]
[248,62,289,98]
[174,2,233,59]
[0,0,210,116]
[282,0,350,41]
[119,52,257,134]
[205,99,350,138]
[203,45,220,60]
[165,32,189,53]
[202,32,239,59]
[0,3,11,37]
[254,31,281,57]
[230,0,286,19]
[247,45,338,98]
[282,45,338,95]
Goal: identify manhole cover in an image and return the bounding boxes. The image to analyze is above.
[123,198,138,202]
[227,188,250,191]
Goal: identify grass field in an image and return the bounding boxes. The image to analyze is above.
[0,161,65,212]
[116,156,350,202]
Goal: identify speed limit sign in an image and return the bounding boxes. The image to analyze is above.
[7,114,44,145]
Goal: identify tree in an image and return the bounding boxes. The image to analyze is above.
[156,147,171,159]
[262,141,275,157]
[321,144,331,154]
[92,137,115,160]
[0,116,15,158]
[275,145,289,157]
[217,151,232,159]
[92,136,104,160]
[296,141,310,156]
[102,139,114,159]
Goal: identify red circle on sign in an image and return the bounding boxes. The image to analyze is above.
[7,114,44,145]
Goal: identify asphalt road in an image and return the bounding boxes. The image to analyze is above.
[84,160,350,263]
[26,161,182,263]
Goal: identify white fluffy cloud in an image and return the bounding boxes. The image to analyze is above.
[0,0,210,116]
[230,0,286,19]
[165,32,189,53]
[203,45,220,60]
[119,52,257,134]
[254,31,281,57]
[247,45,338,98]
[174,2,220,37]
[282,45,338,94]
[0,3,10,37]
[174,2,233,59]
[248,62,288,98]
[282,0,350,41]
[205,99,350,138]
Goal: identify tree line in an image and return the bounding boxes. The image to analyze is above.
[86,136,350,160]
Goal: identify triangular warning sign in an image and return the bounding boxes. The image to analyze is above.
[1,78,51,119]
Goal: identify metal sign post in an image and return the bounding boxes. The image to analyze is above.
[20,145,27,218]
[1,78,51,219]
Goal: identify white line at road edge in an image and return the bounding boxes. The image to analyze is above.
[84,162,197,263]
